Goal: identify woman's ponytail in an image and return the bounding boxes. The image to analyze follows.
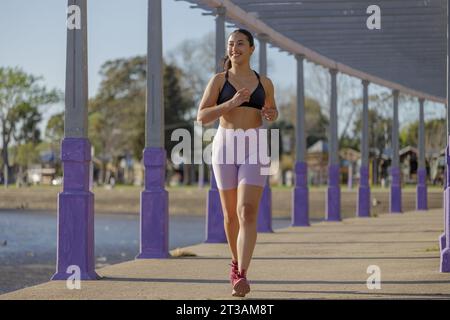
[222,55,232,72]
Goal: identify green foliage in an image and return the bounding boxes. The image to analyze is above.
[8,102,42,144]
[353,107,391,155]
[45,112,64,143]
[14,142,40,167]
[88,56,195,163]
[278,94,328,149]
[340,133,359,151]
[0,67,61,181]
[304,97,329,148]
[400,118,445,151]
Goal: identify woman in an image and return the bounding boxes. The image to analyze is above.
[196,29,278,297]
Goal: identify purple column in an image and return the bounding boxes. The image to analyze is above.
[416,168,428,210]
[136,148,169,258]
[390,166,402,213]
[357,166,370,217]
[357,80,370,218]
[137,1,169,259]
[256,35,273,233]
[416,98,427,211]
[205,6,227,243]
[292,161,309,226]
[441,137,450,272]
[205,168,227,242]
[292,54,309,227]
[441,162,447,253]
[326,164,341,221]
[52,138,99,280]
[52,0,98,281]
[390,90,402,213]
[326,69,341,222]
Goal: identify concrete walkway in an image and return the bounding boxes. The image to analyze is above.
[1,208,450,300]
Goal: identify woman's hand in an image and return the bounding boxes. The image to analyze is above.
[261,106,278,121]
[230,88,251,108]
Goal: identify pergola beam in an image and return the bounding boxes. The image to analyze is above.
[191,0,445,103]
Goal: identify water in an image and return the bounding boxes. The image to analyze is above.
[0,210,291,294]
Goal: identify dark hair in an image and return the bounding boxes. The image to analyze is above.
[222,29,255,72]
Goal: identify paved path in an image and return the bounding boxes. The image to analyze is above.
[1,208,449,299]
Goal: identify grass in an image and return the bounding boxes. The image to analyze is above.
[425,245,441,252]
[1,183,444,192]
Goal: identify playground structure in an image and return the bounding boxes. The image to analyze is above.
[52,0,450,283]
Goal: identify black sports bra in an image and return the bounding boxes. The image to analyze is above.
[216,70,265,110]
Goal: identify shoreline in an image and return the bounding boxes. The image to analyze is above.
[0,185,444,218]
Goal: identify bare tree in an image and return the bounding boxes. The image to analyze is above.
[305,63,362,144]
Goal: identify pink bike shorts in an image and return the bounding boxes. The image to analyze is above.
[211,124,270,190]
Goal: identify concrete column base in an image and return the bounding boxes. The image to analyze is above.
[205,168,227,243]
[357,166,370,218]
[416,168,428,211]
[52,138,99,281]
[326,164,341,222]
[389,166,402,213]
[292,161,309,226]
[136,147,169,259]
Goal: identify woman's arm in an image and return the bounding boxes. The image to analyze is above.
[261,77,279,122]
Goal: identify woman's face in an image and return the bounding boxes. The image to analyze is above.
[228,32,254,65]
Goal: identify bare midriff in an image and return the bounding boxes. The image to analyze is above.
[219,106,263,130]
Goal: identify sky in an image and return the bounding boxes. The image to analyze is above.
[0,0,445,138]
[0,0,295,111]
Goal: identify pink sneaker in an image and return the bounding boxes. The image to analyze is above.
[229,260,239,285]
[232,269,250,297]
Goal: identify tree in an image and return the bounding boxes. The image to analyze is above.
[278,90,329,148]
[0,67,60,187]
[9,102,42,145]
[400,118,446,160]
[353,106,391,183]
[88,56,195,184]
[166,31,215,110]
[45,112,64,143]
[306,65,361,144]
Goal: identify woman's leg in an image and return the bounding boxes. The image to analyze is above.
[218,188,239,262]
[211,124,239,261]
[236,183,264,274]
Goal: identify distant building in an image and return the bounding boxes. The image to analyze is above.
[306,140,329,185]
[305,140,361,186]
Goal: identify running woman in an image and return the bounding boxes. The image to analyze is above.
[196,29,279,297]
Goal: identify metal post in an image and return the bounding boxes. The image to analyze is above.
[52,0,99,280]
[206,6,227,243]
[357,80,371,217]
[136,0,169,258]
[326,69,341,221]
[292,54,309,226]
[440,0,450,272]
[416,98,428,210]
[390,89,402,213]
[257,34,273,233]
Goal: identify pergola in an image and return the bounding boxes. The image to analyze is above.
[52,0,450,281]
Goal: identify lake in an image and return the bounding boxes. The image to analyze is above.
[0,210,291,295]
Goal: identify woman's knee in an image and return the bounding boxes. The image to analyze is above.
[237,203,258,224]
[223,209,238,225]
